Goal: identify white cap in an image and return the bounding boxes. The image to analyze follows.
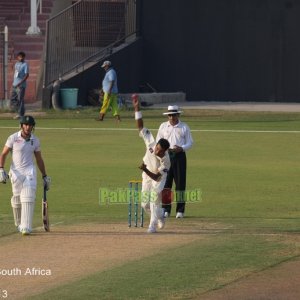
[101,60,111,68]
[163,105,183,115]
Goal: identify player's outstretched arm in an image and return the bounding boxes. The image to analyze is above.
[132,94,144,131]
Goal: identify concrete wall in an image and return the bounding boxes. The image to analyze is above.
[47,0,300,104]
[140,0,300,102]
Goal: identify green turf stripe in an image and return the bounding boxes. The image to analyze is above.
[28,235,296,300]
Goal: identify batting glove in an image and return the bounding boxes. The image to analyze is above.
[0,168,9,184]
[43,175,51,190]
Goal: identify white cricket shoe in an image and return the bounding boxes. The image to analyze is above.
[147,227,157,233]
[164,211,169,218]
[176,212,184,219]
[21,228,31,236]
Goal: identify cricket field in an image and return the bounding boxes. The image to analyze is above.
[0,108,299,299]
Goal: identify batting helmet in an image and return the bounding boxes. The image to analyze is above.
[20,115,36,126]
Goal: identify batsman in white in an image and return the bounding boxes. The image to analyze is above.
[132,94,171,233]
[0,116,51,235]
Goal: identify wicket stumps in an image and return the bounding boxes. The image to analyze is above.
[128,180,144,227]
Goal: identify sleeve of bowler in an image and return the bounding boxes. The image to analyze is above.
[139,127,155,148]
[182,124,193,151]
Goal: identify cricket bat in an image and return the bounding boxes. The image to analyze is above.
[42,185,50,232]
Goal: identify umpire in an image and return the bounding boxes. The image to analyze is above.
[156,105,193,218]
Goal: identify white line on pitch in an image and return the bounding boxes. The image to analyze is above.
[194,129,300,133]
[0,126,300,133]
[34,221,64,231]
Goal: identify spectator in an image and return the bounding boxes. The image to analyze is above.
[96,61,120,121]
[10,52,29,119]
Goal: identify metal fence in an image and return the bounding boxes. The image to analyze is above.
[0,28,3,100]
[44,0,137,87]
[0,26,8,101]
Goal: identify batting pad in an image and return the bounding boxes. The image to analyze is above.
[11,195,21,207]
[20,188,36,232]
[11,196,21,227]
[20,187,36,203]
[20,202,35,232]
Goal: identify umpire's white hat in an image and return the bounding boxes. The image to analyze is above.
[163,105,183,115]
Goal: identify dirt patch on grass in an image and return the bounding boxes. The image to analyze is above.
[0,222,206,299]
[201,257,300,300]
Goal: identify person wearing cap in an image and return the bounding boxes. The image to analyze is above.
[156,105,193,218]
[0,116,51,235]
[96,60,120,121]
[10,51,29,119]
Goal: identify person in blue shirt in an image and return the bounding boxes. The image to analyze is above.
[96,61,120,122]
[10,52,29,119]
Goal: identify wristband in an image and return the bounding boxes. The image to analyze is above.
[135,111,142,120]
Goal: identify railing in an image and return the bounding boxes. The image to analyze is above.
[0,26,8,101]
[26,0,42,35]
[44,0,137,87]
[37,0,42,14]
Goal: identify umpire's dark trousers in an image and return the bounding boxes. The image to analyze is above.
[163,151,187,214]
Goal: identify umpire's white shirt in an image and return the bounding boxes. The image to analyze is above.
[156,120,193,151]
[5,131,40,178]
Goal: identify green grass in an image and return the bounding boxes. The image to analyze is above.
[1,111,299,231]
[28,234,298,300]
[1,109,300,299]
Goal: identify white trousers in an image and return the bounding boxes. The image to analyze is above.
[141,173,165,229]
